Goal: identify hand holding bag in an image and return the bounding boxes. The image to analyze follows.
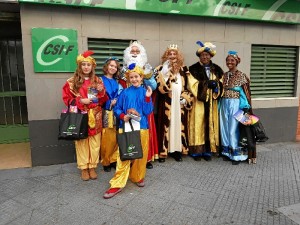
[58,102,88,140]
[117,119,143,161]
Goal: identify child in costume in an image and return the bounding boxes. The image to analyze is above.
[62,50,108,181]
[103,63,153,199]
[100,57,123,172]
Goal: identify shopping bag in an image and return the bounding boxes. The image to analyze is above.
[252,120,269,142]
[117,120,143,161]
[58,104,88,140]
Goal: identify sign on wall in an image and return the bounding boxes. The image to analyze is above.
[31,28,78,72]
[20,0,300,25]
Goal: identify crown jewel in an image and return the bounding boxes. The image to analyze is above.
[168,44,178,50]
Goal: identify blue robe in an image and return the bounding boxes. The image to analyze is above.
[114,85,153,129]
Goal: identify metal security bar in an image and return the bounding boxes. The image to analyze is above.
[0,39,29,143]
[250,45,298,98]
[88,38,130,76]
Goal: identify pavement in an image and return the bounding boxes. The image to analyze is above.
[0,141,300,225]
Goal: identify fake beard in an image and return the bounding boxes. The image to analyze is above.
[124,54,147,68]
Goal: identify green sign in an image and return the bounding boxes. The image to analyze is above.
[31,28,78,72]
[20,0,300,24]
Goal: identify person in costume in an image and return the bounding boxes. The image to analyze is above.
[62,50,108,181]
[220,51,256,165]
[103,63,153,199]
[187,41,223,161]
[155,44,193,162]
[100,57,124,172]
[122,40,158,169]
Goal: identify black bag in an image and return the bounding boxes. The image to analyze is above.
[58,104,88,140]
[117,120,143,161]
[252,120,269,142]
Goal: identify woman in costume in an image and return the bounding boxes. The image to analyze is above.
[103,63,153,199]
[100,57,123,172]
[155,44,193,162]
[62,50,108,180]
[219,51,256,165]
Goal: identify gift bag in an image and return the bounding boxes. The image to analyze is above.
[58,104,88,140]
[252,120,269,142]
[117,120,143,161]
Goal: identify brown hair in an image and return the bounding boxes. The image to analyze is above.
[102,59,121,79]
[72,62,99,92]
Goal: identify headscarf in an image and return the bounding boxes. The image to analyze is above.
[226,50,241,65]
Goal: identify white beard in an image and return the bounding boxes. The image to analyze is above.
[124,53,147,68]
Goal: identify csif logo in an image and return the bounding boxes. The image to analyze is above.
[32,28,78,72]
[37,35,75,66]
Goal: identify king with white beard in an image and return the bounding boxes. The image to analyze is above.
[121,41,157,91]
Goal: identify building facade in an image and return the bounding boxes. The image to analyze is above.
[2,0,300,166]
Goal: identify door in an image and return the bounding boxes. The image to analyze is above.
[0,39,29,144]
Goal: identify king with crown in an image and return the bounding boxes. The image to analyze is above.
[155,44,194,162]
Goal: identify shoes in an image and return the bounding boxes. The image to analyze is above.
[103,166,111,172]
[203,156,212,161]
[252,158,257,164]
[89,168,98,179]
[193,156,201,161]
[222,156,230,161]
[81,169,90,181]
[136,179,145,187]
[232,161,240,165]
[158,158,165,163]
[103,188,123,199]
[110,162,116,169]
[169,152,182,162]
[248,159,252,164]
[146,162,153,169]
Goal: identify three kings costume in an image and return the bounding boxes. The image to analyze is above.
[155,65,193,158]
[188,61,223,157]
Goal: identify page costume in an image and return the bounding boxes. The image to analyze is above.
[121,41,159,162]
[220,51,255,162]
[62,52,107,172]
[100,69,124,169]
[109,81,153,188]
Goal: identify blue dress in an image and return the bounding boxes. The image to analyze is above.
[220,70,250,161]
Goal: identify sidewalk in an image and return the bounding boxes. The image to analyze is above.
[0,142,300,225]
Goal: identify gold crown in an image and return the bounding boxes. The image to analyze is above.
[168,44,178,50]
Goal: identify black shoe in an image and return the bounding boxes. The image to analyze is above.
[193,156,201,161]
[170,152,182,162]
[146,162,153,169]
[103,166,111,172]
[158,158,165,163]
[203,156,212,161]
[110,162,116,169]
[231,161,240,165]
[222,156,230,161]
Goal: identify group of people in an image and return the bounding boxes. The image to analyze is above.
[62,40,257,199]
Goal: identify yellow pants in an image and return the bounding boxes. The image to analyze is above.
[75,133,101,170]
[109,129,149,188]
[100,127,118,166]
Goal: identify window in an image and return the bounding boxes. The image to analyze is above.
[88,38,130,76]
[250,45,298,98]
